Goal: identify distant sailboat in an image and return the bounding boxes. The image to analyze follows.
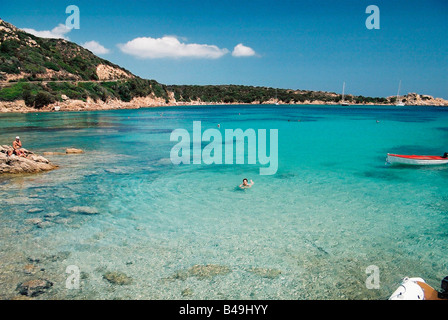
[275,88,279,105]
[396,80,405,106]
[340,82,349,106]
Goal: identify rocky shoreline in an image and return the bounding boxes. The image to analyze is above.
[0,92,447,113]
[0,145,58,174]
[0,146,84,174]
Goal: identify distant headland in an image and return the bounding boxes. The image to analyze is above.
[1,18,447,113]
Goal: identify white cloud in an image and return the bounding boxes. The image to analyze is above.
[232,43,256,57]
[21,23,71,40]
[82,41,110,55]
[118,36,229,59]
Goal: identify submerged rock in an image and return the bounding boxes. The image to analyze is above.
[103,271,133,285]
[17,279,53,297]
[68,206,99,215]
[53,217,72,225]
[27,208,44,214]
[25,217,54,229]
[46,251,71,262]
[25,218,43,225]
[27,257,41,264]
[37,221,53,229]
[181,288,194,297]
[23,264,38,275]
[11,295,34,300]
[248,267,282,279]
[44,148,84,155]
[169,264,231,281]
[0,145,57,174]
[43,151,66,156]
[65,148,84,154]
[188,264,231,279]
[44,212,60,218]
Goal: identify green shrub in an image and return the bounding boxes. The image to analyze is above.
[152,82,166,98]
[0,62,20,74]
[34,91,56,108]
[22,89,35,107]
[0,85,24,101]
[0,40,20,55]
[44,61,60,71]
[118,84,131,102]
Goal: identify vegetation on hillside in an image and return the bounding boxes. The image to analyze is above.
[0,20,133,81]
[0,78,169,108]
[0,78,395,109]
[167,84,389,105]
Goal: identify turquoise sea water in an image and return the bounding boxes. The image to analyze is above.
[0,105,447,300]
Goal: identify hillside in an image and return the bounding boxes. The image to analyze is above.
[0,19,134,82]
[0,19,447,112]
[0,19,172,109]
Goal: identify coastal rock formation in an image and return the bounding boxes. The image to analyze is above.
[400,93,448,106]
[96,64,134,81]
[0,145,57,174]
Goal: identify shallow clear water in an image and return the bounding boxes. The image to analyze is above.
[0,105,447,300]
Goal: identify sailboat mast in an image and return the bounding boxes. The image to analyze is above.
[397,80,401,100]
[342,82,345,102]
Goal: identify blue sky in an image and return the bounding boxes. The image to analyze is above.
[2,0,447,98]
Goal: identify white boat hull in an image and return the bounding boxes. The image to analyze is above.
[389,277,426,300]
[387,154,448,166]
[389,277,447,300]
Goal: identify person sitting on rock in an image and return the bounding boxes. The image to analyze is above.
[8,136,25,157]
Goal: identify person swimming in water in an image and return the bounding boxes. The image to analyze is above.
[442,152,448,159]
[239,178,254,189]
